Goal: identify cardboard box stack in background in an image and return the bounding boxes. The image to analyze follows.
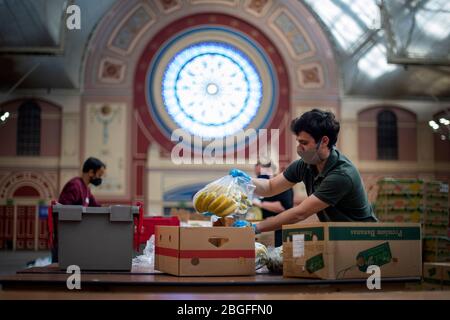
[375,178,425,225]
[282,222,422,280]
[423,236,450,262]
[154,226,255,276]
[444,263,450,289]
[422,262,450,290]
[424,181,449,237]
[375,178,450,263]
[375,179,449,235]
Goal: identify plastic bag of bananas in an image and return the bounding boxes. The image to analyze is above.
[193,174,255,218]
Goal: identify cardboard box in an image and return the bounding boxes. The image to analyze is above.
[423,262,450,290]
[283,222,422,280]
[376,179,449,238]
[255,231,275,248]
[155,226,255,276]
[443,263,450,289]
[423,262,443,289]
[423,236,450,262]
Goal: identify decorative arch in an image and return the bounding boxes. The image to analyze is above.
[13,185,40,198]
[0,172,56,200]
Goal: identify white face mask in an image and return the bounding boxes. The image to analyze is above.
[297,139,323,165]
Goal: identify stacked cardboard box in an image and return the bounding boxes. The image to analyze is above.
[423,236,450,262]
[424,181,449,237]
[375,179,449,238]
[375,178,424,224]
[423,262,450,290]
[423,181,449,262]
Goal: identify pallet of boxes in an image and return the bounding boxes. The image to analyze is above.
[423,181,450,289]
[154,173,256,276]
[374,178,450,289]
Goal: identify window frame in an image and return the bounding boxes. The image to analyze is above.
[16,100,41,156]
[377,109,398,160]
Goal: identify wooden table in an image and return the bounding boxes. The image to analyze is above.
[0,264,448,300]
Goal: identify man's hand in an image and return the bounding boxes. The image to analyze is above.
[232,220,260,234]
[252,198,262,207]
[229,169,251,182]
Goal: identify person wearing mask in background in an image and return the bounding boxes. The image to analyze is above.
[51,157,106,263]
[253,160,293,247]
[232,109,377,234]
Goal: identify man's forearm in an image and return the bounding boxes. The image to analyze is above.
[256,205,307,233]
[255,194,329,233]
[252,178,272,197]
[260,201,285,213]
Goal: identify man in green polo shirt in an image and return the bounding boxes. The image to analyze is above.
[244,109,377,234]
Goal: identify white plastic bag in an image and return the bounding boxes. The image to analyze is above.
[254,243,283,273]
[255,242,269,270]
[266,246,283,274]
[132,235,155,271]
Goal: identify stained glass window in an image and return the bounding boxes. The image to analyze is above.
[162,42,262,138]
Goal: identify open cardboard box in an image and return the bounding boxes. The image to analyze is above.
[283,222,422,280]
[155,226,255,276]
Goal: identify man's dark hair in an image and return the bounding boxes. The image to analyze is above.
[290,109,340,149]
[82,157,106,173]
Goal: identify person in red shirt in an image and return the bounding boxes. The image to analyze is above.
[51,157,106,263]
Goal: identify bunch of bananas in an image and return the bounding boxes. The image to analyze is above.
[194,184,252,217]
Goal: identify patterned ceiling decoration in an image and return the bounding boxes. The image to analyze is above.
[190,0,238,7]
[297,62,325,89]
[107,4,156,56]
[155,0,183,14]
[243,0,273,18]
[98,57,126,84]
[268,7,316,61]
